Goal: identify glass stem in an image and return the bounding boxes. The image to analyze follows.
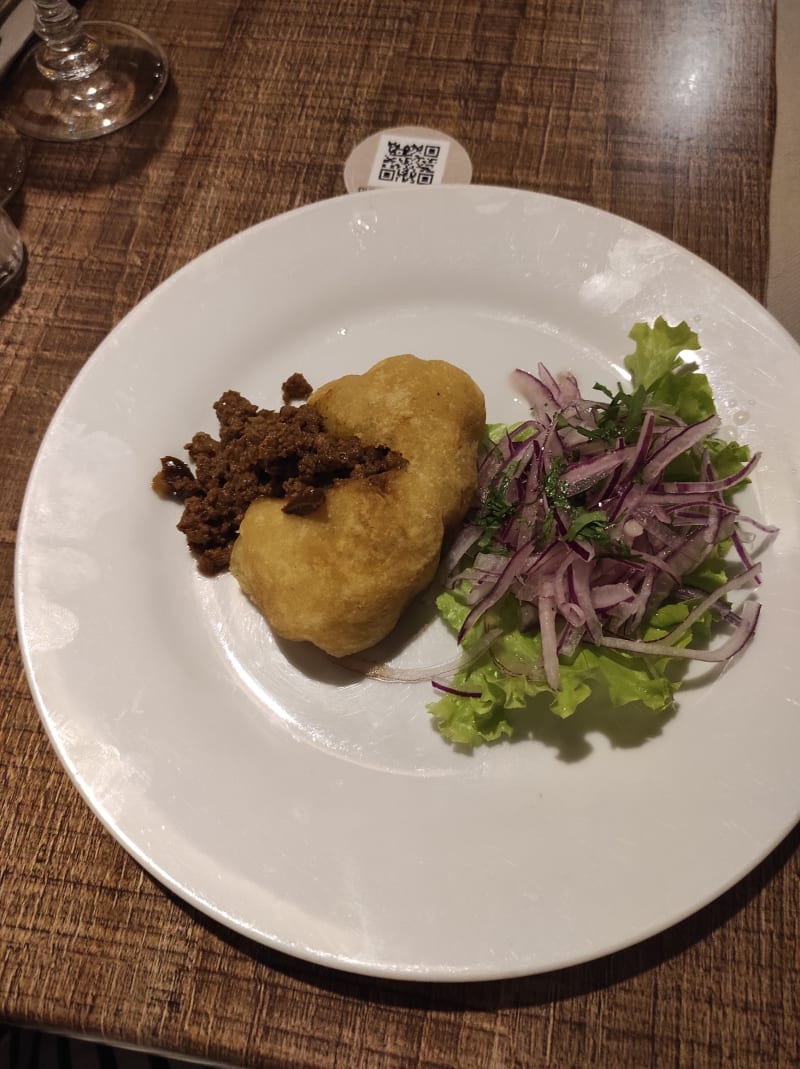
[31,0,106,81]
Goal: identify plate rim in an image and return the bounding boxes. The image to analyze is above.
[13,184,800,981]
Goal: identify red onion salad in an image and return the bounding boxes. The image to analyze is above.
[429,318,777,745]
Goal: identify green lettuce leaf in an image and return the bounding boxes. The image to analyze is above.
[625,316,701,390]
[624,317,713,425]
[428,317,752,747]
[428,591,690,745]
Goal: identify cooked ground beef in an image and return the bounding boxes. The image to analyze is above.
[152,387,406,575]
[281,372,313,402]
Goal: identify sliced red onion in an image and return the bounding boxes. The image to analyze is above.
[642,414,721,482]
[591,582,636,609]
[440,522,482,576]
[457,540,536,641]
[561,445,638,495]
[570,558,603,642]
[538,591,560,690]
[431,681,482,699]
[597,599,760,662]
[511,368,559,419]
[734,513,779,535]
[643,564,760,646]
[656,450,760,495]
[339,626,504,683]
[557,624,584,659]
[625,410,656,479]
[437,360,774,696]
[491,646,546,680]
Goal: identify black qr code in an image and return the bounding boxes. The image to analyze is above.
[377,141,442,185]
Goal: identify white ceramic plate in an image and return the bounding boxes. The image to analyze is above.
[15,186,800,981]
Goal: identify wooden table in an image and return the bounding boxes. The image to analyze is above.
[2,1,797,1066]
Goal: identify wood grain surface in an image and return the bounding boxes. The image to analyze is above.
[2,1,797,1067]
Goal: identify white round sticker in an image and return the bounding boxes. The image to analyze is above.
[343,126,473,193]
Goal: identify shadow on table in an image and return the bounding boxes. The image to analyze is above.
[10,75,179,200]
[173,818,800,1012]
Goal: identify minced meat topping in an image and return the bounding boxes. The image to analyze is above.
[152,383,406,575]
[281,372,313,402]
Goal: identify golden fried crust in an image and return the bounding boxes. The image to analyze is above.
[231,474,443,656]
[311,355,485,529]
[230,355,486,657]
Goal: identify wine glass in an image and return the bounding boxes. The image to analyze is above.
[3,0,168,141]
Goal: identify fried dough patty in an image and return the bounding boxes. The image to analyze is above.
[230,355,485,656]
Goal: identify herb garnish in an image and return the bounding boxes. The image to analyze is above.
[429,316,770,747]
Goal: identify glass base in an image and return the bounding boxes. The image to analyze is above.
[0,209,26,307]
[3,21,168,142]
[0,121,25,202]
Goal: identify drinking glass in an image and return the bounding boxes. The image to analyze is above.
[0,118,25,302]
[3,0,168,141]
[0,118,25,200]
[0,205,24,300]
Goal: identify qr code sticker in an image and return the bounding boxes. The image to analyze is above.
[367,135,451,188]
